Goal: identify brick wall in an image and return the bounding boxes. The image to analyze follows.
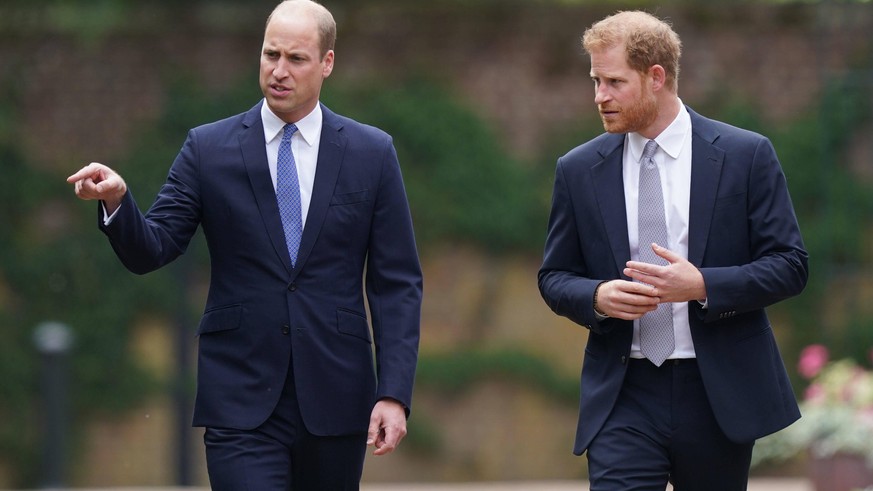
[3,3,870,170]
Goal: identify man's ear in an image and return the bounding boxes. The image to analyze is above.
[649,64,666,91]
[322,50,335,78]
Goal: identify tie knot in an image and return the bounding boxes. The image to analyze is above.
[282,123,298,142]
[641,139,658,163]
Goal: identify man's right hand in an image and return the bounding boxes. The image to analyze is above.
[67,162,127,215]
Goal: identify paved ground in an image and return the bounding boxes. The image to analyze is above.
[14,479,814,490]
[361,479,813,490]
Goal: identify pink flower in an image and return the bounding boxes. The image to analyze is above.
[798,344,829,379]
[857,407,873,428]
[804,383,826,405]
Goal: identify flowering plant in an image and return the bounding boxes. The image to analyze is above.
[752,344,873,467]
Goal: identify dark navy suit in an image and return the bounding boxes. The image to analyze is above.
[538,107,807,486]
[100,102,422,485]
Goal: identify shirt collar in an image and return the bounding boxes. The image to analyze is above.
[261,101,322,147]
[627,101,691,162]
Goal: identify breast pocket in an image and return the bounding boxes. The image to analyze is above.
[325,190,372,235]
[330,189,369,206]
[714,192,746,210]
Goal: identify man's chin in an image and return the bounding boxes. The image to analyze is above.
[265,99,295,115]
[601,120,625,134]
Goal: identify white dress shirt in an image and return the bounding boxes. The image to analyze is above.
[624,102,696,360]
[261,101,323,229]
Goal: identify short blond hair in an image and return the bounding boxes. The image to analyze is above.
[582,11,682,92]
[266,0,336,59]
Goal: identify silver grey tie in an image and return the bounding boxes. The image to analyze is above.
[638,140,674,366]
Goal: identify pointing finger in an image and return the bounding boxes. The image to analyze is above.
[67,162,102,183]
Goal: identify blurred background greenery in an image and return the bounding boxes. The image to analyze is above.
[0,0,871,487]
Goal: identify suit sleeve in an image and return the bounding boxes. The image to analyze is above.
[538,158,612,334]
[99,130,202,274]
[364,139,423,414]
[698,137,808,322]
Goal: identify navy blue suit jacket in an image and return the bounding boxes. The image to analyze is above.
[538,107,807,455]
[100,102,422,436]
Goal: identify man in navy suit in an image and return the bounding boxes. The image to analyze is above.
[68,1,422,488]
[538,11,808,490]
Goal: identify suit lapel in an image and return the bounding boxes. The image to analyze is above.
[292,105,346,277]
[687,109,724,266]
[239,102,295,273]
[588,108,723,275]
[591,135,632,278]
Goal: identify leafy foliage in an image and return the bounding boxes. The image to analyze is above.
[416,348,579,403]
[767,78,873,364]
[0,116,158,486]
[0,75,259,488]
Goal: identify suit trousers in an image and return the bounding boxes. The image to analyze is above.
[586,358,753,491]
[203,361,368,491]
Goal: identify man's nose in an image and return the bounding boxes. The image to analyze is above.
[273,59,290,79]
[594,85,610,105]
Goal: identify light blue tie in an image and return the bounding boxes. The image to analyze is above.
[277,123,302,267]
[638,140,674,366]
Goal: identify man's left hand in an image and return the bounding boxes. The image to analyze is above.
[367,399,407,456]
[624,243,707,304]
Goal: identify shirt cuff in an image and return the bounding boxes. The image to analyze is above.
[101,201,121,226]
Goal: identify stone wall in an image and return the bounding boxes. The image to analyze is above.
[5,2,871,171]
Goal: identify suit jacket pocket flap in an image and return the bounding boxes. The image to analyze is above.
[198,304,242,335]
[336,308,372,343]
[330,189,369,206]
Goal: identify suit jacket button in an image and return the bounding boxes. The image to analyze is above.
[282,325,290,335]
[621,355,627,364]
[288,283,297,292]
